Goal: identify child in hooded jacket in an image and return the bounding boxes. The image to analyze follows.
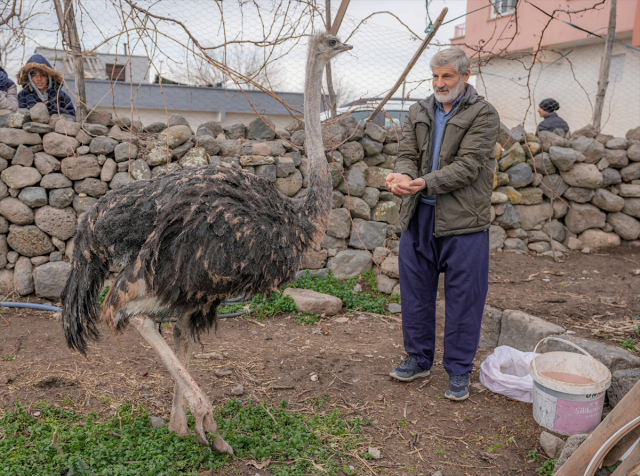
[0,60,18,114]
[17,54,75,117]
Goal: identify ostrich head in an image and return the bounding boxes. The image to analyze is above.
[312,33,353,64]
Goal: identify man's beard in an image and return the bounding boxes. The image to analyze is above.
[434,77,466,104]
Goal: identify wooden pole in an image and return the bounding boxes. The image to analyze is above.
[52,0,87,121]
[591,0,617,132]
[329,0,350,36]
[366,8,448,123]
[325,0,337,119]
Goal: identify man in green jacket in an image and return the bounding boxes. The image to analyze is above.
[386,48,500,400]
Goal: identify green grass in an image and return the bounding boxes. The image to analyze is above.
[295,312,321,325]
[97,286,110,306]
[485,443,503,453]
[0,399,365,476]
[526,449,539,462]
[288,270,399,314]
[621,338,637,351]
[535,458,557,475]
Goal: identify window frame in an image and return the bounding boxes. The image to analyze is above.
[489,0,517,19]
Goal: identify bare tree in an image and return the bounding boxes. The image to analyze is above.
[328,74,357,108]
[170,47,285,91]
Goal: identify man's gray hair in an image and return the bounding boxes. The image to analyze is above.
[430,48,470,75]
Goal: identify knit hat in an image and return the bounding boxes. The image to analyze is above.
[17,54,63,87]
[539,98,560,113]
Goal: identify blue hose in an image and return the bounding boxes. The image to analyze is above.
[0,302,62,312]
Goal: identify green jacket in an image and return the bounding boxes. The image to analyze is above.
[394,84,500,236]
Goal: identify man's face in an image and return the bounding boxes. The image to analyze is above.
[432,65,470,104]
[31,70,48,92]
[538,107,549,118]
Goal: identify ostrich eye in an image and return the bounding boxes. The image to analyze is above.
[329,40,337,47]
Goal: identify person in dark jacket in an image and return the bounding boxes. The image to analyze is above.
[17,54,75,117]
[385,48,500,401]
[537,98,568,136]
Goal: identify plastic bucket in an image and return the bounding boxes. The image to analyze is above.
[530,337,611,436]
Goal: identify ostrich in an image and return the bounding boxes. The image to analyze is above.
[61,33,352,454]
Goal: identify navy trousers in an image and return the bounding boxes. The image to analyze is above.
[399,202,489,377]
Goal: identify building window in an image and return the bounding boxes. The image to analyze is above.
[106,64,126,82]
[453,23,466,38]
[490,0,517,18]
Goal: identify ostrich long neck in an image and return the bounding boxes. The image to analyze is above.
[301,46,333,245]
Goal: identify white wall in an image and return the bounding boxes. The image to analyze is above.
[474,39,640,138]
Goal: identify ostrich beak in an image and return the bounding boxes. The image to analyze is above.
[337,44,353,52]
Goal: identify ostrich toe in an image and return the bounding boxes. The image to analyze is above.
[194,411,233,455]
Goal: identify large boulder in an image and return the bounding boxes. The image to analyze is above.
[14,256,34,295]
[282,288,342,316]
[338,141,365,167]
[1,165,41,189]
[506,162,533,188]
[549,146,581,171]
[563,187,595,203]
[623,198,640,218]
[538,130,569,152]
[489,225,506,251]
[564,202,606,234]
[497,310,565,352]
[61,155,101,180]
[34,206,77,240]
[274,169,303,197]
[43,132,79,157]
[7,224,55,257]
[327,249,373,279]
[247,115,276,141]
[561,163,602,189]
[325,208,351,239]
[371,201,399,224]
[513,202,552,230]
[33,261,73,299]
[159,125,193,148]
[591,188,625,212]
[621,162,640,182]
[538,174,569,200]
[0,197,34,225]
[366,167,391,190]
[607,212,640,241]
[495,203,522,229]
[578,229,621,249]
[604,149,628,169]
[34,152,61,175]
[0,128,42,147]
[607,369,640,408]
[571,136,604,163]
[337,167,366,197]
[348,218,386,250]
[41,173,72,189]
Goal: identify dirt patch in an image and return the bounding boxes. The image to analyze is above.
[1,247,639,475]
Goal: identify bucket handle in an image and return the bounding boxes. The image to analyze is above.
[531,336,597,378]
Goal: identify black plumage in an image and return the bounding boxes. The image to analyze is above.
[62,165,321,353]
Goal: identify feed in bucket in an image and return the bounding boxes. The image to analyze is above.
[530,337,611,436]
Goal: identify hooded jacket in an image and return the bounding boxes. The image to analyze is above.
[393,84,500,236]
[17,55,76,117]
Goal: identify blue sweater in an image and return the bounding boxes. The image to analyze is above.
[17,84,76,117]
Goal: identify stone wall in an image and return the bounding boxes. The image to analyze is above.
[0,105,402,300]
[489,124,640,255]
[1,102,635,301]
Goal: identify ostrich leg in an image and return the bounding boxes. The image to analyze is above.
[130,315,232,454]
[169,314,194,436]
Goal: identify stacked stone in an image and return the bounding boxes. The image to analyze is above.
[0,108,402,299]
[489,124,640,256]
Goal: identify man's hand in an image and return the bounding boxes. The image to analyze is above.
[386,173,426,196]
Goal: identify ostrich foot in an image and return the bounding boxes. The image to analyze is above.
[131,315,233,455]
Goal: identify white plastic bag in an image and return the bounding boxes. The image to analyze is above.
[479,346,539,403]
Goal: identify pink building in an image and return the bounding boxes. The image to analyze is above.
[451,0,640,137]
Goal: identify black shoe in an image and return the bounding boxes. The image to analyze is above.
[445,372,470,401]
[389,355,430,382]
